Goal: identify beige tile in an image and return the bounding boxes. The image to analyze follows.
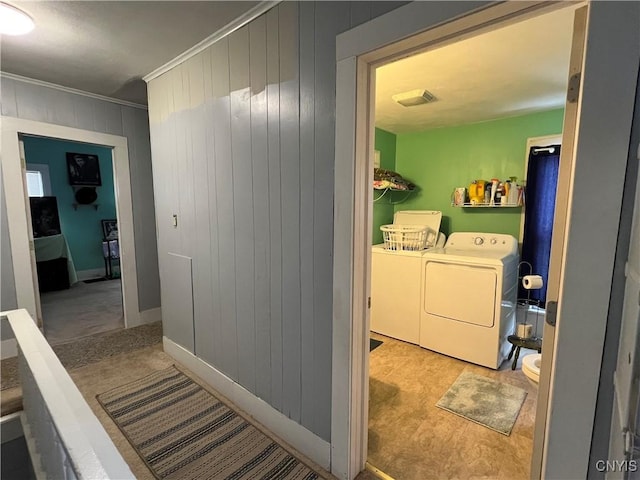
[367,335,535,480]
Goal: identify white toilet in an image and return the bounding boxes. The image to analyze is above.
[522,353,541,388]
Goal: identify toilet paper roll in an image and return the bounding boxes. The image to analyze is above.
[522,275,544,290]
[517,323,533,339]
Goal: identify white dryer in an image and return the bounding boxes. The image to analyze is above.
[420,232,519,369]
[370,211,445,344]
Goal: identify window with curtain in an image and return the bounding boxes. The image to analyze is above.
[519,144,561,306]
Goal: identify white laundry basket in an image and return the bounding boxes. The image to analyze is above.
[380,224,430,251]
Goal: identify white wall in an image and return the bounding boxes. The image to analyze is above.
[147,1,407,442]
[0,76,160,312]
[588,70,640,478]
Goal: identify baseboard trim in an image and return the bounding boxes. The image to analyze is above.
[1,338,17,360]
[139,307,161,325]
[163,337,331,470]
[76,268,106,282]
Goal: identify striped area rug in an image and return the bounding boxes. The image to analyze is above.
[97,366,324,480]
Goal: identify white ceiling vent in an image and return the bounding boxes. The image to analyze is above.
[392,89,437,107]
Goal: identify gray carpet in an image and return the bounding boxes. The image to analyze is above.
[41,279,124,345]
[436,371,527,436]
[1,322,162,391]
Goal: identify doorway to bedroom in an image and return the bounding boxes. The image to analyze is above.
[22,134,123,345]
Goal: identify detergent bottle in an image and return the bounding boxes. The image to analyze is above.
[468,180,486,205]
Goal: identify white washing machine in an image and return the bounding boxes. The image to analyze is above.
[370,211,446,344]
[420,232,519,369]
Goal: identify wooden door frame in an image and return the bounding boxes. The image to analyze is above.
[331,1,640,479]
[1,117,141,330]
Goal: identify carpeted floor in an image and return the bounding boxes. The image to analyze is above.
[98,366,328,479]
[41,278,124,345]
[67,344,339,480]
[0,322,162,415]
[0,323,371,480]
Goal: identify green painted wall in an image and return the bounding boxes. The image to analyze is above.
[373,128,397,244]
[23,136,116,271]
[394,109,565,239]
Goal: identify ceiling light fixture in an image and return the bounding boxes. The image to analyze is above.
[392,89,437,107]
[0,2,34,36]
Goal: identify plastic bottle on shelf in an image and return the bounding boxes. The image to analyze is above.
[508,182,519,205]
[489,178,499,206]
[496,182,504,204]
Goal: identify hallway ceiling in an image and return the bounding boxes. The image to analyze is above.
[375,6,577,133]
[0,1,259,105]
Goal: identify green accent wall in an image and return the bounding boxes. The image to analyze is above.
[373,128,397,244]
[23,136,116,272]
[393,109,565,239]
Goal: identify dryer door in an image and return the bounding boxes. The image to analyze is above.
[424,261,497,327]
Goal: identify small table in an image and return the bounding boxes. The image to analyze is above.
[34,233,78,290]
[507,335,542,370]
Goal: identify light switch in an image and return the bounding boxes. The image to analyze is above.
[172,214,178,227]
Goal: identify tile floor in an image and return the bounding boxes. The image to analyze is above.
[367,332,538,480]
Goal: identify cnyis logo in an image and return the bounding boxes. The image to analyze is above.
[595,460,638,472]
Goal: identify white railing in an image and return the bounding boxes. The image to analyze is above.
[3,309,134,480]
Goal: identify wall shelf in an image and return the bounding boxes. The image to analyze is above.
[452,203,522,208]
[374,188,415,205]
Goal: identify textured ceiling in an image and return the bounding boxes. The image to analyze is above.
[1,1,259,105]
[375,6,577,133]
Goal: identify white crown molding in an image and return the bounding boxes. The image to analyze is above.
[0,72,148,110]
[143,0,281,83]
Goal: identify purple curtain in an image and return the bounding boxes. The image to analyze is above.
[519,145,561,305]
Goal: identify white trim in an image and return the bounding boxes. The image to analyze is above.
[75,268,106,282]
[140,307,162,325]
[5,308,134,479]
[519,134,563,244]
[0,72,147,110]
[21,416,46,480]
[1,339,17,360]
[0,412,24,444]
[163,337,331,471]
[1,116,142,329]
[143,1,280,83]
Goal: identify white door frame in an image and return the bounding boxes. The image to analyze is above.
[1,116,141,328]
[331,2,639,479]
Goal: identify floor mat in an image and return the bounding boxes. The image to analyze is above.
[436,371,527,435]
[97,366,328,480]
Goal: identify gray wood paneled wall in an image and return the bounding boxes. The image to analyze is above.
[0,76,160,311]
[147,1,406,442]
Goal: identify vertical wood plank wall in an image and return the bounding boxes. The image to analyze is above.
[0,77,161,312]
[147,1,406,441]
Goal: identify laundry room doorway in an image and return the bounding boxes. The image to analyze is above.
[364,7,573,479]
[331,2,639,480]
